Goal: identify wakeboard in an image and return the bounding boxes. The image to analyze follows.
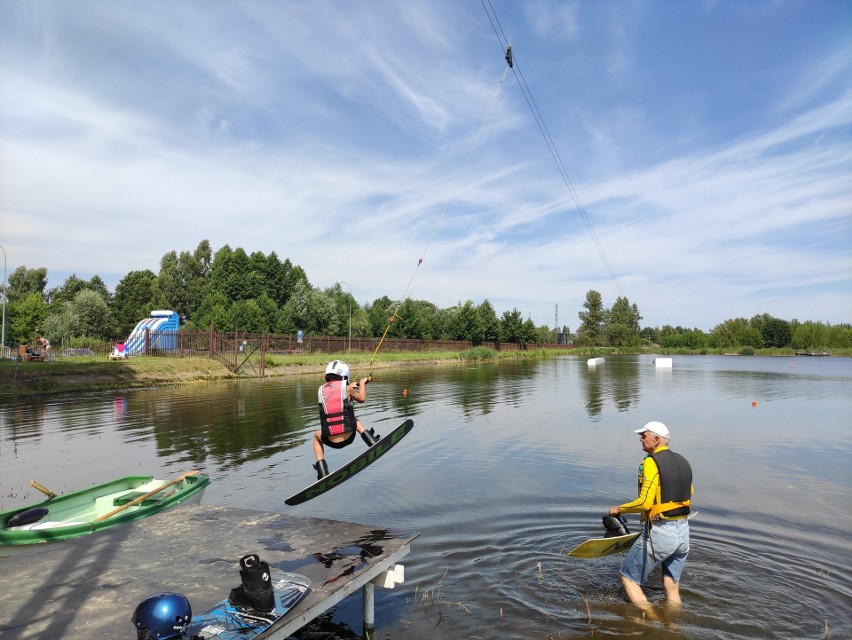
[187,571,310,640]
[566,532,641,559]
[285,418,414,506]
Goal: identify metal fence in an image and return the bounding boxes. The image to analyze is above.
[129,327,570,366]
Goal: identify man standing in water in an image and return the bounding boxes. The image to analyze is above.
[609,421,693,606]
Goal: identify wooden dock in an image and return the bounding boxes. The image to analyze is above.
[0,505,419,639]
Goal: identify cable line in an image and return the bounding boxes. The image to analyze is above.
[480,0,625,299]
[366,64,512,377]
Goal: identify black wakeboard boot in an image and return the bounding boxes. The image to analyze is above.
[360,427,380,447]
[313,458,329,480]
[602,514,630,538]
[228,553,274,612]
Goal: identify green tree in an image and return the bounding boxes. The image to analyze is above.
[159,240,211,319]
[661,328,708,349]
[751,313,792,348]
[6,266,48,304]
[446,300,484,343]
[192,291,231,330]
[44,289,113,342]
[535,324,556,343]
[8,292,47,345]
[366,296,394,337]
[255,293,279,330]
[113,270,166,337]
[608,296,642,347]
[389,299,437,339]
[791,321,828,351]
[520,317,539,346]
[577,290,608,346]
[263,252,292,306]
[49,274,93,305]
[205,247,265,303]
[827,323,852,348]
[712,318,762,348]
[477,299,501,345]
[280,281,335,335]
[229,299,267,332]
[500,308,524,343]
[329,283,356,338]
[350,303,371,338]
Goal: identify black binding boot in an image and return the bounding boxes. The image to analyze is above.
[360,427,380,447]
[313,458,329,480]
[602,514,630,538]
[229,554,274,612]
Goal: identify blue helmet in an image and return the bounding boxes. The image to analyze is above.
[131,592,191,640]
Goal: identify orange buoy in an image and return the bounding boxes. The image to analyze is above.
[403,388,408,397]
[752,400,758,407]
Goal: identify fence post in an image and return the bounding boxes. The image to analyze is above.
[209,323,215,360]
[259,334,266,377]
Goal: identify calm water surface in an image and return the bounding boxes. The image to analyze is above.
[1,355,850,639]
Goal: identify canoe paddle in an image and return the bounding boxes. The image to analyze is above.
[93,470,198,523]
[29,480,58,499]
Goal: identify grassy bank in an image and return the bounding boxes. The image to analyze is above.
[2,345,845,398]
[0,348,577,398]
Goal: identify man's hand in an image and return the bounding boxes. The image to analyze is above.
[609,507,621,517]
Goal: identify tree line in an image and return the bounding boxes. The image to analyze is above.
[1,239,849,352]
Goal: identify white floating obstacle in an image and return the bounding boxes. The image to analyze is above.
[653,357,673,368]
[587,357,605,366]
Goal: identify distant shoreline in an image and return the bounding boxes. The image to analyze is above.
[1,348,846,399]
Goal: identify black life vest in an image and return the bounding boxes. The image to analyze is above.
[647,449,692,518]
[318,380,357,437]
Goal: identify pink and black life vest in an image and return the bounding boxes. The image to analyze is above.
[318,380,357,437]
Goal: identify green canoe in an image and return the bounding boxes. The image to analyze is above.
[0,471,209,553]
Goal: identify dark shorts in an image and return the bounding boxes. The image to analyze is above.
[321,431,356,449]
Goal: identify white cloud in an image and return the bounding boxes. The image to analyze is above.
[0,0,849,330]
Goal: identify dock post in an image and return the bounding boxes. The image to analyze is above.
[363,582,375,636]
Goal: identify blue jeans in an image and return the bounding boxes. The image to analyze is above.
[620,519,689,584]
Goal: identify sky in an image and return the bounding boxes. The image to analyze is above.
[1,0,850,332]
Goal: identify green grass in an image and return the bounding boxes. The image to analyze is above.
[3,345,849,398]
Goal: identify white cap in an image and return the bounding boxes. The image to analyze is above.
[635,421,670,438]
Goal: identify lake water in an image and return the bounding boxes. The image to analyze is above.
[1,355,850,639]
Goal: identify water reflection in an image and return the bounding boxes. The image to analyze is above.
[111,382,313,469]
[1,404,48,441]
[1,356,850,639]
[578,357,641,418]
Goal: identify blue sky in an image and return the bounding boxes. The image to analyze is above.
[1,0,850,331]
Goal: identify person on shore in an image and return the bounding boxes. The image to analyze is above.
[35,335,50,356]
[609,421,693,606]
[312,360,379,479]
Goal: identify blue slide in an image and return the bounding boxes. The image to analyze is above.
[125,310,180,355]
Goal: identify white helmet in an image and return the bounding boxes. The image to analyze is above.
[325,360,350,380]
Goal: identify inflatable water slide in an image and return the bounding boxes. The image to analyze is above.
[125,310,180,355]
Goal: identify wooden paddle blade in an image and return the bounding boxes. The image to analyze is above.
[30,480,57,498]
